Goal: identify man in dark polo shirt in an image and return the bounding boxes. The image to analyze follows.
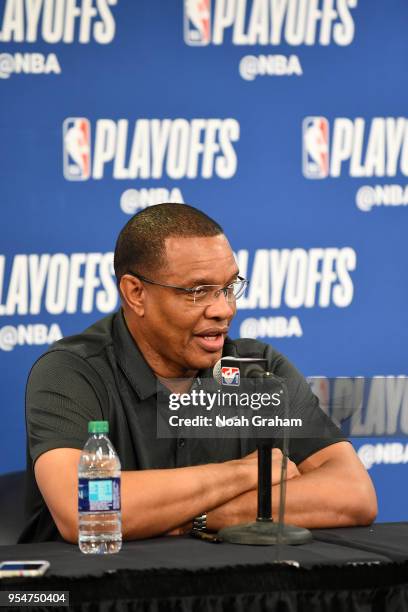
[21,204,377,543]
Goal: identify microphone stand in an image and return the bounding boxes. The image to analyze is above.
[218,372,312,545]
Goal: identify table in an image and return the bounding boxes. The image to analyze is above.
[1,523,408,611]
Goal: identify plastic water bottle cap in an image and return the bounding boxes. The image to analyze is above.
[88,421,109,434]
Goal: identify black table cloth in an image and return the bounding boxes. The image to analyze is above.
[1,523,408,611]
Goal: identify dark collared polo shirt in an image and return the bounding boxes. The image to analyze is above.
[20,310,344,543]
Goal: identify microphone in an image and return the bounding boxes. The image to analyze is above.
[212,359,312,545]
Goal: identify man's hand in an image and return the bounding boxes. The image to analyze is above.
[272,448,301,482]
[236,448,300,485]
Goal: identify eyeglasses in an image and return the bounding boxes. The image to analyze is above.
[126,271,249,307]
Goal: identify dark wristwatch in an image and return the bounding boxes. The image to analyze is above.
[192,512,207,532]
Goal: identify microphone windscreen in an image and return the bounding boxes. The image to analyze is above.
[212,358,223,384]
[213,356,243,384]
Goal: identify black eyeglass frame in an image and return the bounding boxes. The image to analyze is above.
[125,271,249,304]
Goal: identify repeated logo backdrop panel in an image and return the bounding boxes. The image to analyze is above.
[1,0,407,521]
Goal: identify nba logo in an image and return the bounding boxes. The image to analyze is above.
[221,367,240,386]
[302,117,329,179]
[184,0,211,46]
[63,118,91,181]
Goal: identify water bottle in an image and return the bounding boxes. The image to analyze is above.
[78,421,122,554]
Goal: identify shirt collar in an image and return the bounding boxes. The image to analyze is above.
[112,310,158,400]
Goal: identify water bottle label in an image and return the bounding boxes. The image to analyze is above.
[78,477,121,512]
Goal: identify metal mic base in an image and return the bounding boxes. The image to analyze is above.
[218,519,312,546]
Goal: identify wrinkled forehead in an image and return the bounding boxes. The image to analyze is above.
[162,235,238,285]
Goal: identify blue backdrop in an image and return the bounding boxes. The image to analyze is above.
[1,0,407,521]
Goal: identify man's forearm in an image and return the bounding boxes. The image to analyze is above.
[207,458,377,531]
[121,459,257,539]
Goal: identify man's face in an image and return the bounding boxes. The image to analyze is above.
[138,234,239,378]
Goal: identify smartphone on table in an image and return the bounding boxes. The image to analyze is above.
[0,561,50,578]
